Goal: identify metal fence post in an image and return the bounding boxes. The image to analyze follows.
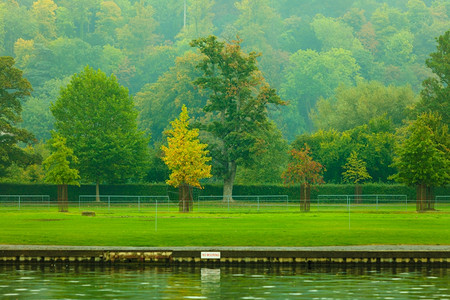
[138,196,141,212]
[376,195,379,210]
[108,196,110,211]
[257,196,260,212]
[18,196,21,210]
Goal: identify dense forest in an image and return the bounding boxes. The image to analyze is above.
[0,0,449,188]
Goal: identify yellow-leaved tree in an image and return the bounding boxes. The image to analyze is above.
[161,105,212,212]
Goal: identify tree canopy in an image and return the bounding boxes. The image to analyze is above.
[51,66,150,186]
[0,56,36,178]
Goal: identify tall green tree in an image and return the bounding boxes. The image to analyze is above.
[0,56,36,178]
[190,35,284,200]
[415,30,449,126]
[51,66,150,197]
[43,133,80,212]
[390,112,449,211]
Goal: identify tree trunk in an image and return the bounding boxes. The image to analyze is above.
[416,184,426,212]
[426,185,434,210]
[96,180,100,202]
[300,183,310,212]
[57,184,68,212]
[223,161,236,203]
[179,183,192,213]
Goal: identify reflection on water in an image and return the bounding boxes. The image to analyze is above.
[0,264,448,299]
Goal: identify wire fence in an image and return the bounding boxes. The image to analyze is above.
[196,195,290,212]
[77,195,171,212]
[317,194,409,211]
[0,194,449,212]
[0,195,50,210]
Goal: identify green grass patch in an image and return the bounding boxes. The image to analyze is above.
[0,208,449,247]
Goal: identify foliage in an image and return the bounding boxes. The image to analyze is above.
[190,35,284,197]
[312,81,418,131]
[235,122,289,184]
[280,48,360,133]
[21,77,71,141]
[135,52,207,143]
[51,66,150,185]
[161,105,212,189]
[342,151,372,184]
[415,30,449,126]
[293,117,396,183]
[282,145,325,187]
[43,133,80,186]
[390,112,449,187]
[1,0,450,185]
[0,56,37,177]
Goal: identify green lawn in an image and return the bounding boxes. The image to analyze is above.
[0,208,449,247]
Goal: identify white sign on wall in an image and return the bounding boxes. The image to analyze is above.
[201,252,221,259]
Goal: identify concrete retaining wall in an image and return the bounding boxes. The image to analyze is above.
[0,246,448,267]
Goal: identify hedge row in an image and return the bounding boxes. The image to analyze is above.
[0,183,448,202]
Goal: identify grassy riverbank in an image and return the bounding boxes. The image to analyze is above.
[1,209,449,246]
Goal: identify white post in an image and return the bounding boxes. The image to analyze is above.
[18,196,21,210]
[376,195,379,210]
[257,196,260,212]
[155,198,158,232]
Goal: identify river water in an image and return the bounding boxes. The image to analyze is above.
[0,265,448,299]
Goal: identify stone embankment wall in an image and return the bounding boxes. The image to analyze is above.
[0,246,448,267]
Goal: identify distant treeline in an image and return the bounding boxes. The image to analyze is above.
[1,0,448,140]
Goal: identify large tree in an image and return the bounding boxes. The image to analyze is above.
[190,35,284,200]
[0,56,36,178]
[51,66,150,197]
[390,112,449,211]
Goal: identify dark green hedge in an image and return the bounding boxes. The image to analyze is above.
[0,183,448,202]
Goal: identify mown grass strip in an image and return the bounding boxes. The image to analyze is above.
[0,209,448,247]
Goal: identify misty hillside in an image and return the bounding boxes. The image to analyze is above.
[1,0,449,142]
